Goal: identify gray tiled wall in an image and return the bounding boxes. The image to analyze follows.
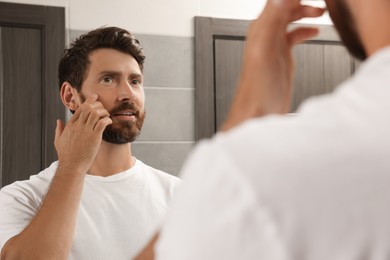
[70,30,195,177]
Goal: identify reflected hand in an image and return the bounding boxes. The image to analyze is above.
[222,0,325,131]
[54,94,113,174]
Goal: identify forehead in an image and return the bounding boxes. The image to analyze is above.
[87,48,141,75]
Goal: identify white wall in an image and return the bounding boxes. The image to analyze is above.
[1,0,67,6]
[1,0,331,37]
[69,0,331,37]
[69,0,264,36]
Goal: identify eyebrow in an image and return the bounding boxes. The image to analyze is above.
[98,71,143,78]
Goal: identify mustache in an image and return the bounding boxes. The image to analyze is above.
[78,93,140,117]
[109,102,140,117]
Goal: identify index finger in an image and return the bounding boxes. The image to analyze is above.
[83,94,98,104]
[69,94,99,123]
[78,94,110,123]
[288,5,326,23]
[262,0,325,23]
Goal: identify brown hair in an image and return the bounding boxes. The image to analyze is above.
[58,26,145,91]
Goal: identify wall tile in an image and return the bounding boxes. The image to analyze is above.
[69,29,83,42]
[132,142,195,177]
[138,88,195,142]
[136,34,194,88]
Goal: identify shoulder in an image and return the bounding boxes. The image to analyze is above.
[0,161,58,205]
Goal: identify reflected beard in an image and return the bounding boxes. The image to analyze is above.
[103,101,146,144]
[78,93,145,144]
[103,110,145,144]
[326,0,367,60]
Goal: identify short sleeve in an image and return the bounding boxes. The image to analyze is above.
[155,139,289,260]
[0,184,38,250]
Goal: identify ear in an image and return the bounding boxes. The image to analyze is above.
[60,82,80,111]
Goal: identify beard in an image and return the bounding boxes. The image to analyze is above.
[78,94,145,144]
[325,0,367,61]
[103,102,146,144]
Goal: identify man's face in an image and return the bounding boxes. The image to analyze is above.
[78,48,146,144]
[325,0,367,60]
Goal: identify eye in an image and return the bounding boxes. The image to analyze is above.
[100,76,114,84]
[131,79,142,86]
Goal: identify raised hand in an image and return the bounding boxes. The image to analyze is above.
[221,0,325,131]
[54,94,113,174]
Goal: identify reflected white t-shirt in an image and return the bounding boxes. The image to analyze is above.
[156,47,390,260]
[0,158,181,259]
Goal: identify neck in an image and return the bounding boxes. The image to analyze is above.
[356,0,390,57]
[88,141,134,177]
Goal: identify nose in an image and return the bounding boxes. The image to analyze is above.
[117,80,135,101]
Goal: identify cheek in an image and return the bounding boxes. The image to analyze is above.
[80,88,107,101]
[97,98,113,111]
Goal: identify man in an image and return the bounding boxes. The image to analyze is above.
[0,27,180,259]
[140,0,390,259]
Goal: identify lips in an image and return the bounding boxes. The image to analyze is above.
[112,111,136,117]
[109,102,140,119]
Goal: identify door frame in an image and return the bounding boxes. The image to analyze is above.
[0,2,65,185]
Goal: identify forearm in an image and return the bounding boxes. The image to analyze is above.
[1,166,85,260]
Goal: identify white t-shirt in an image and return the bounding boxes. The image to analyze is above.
[0,158,181,259]
[156,46,390,260]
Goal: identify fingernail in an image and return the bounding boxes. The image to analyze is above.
[271,0,285,7]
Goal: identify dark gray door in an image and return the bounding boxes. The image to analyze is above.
[292,42,356,112]
[195,17,360,140]
[0,2,65,187]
